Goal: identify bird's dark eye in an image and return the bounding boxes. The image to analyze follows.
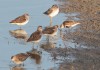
[11,56,14,59]
[66,26,69,28]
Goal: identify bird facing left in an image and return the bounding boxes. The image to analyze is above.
[11,53,29,66]
[9,13,29,28]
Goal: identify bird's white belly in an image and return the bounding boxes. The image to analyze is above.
[49,9,59,17]
[11,20,29,26]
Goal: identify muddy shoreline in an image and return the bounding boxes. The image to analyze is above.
[47,0,100,70]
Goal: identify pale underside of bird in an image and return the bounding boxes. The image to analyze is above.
[9,13,29,26]
[44,4,59,26]
[60,20,80,28]
[11,53,29,65]
[27,26,42,43]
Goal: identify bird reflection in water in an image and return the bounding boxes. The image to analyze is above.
[9,29,28,44]
[27,48,41,64]
[40,41,56,50]
[11,66,25,70]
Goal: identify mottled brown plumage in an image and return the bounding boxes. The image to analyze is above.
[10,13,29,26]
[11,53,29,65]
[44,4,59,17]
[10,15,26,23]
[60,20,80,28]
[42,25,58,36]
[27,26,42,42]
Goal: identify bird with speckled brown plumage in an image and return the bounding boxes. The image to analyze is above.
[11,53,29,65]
[27,26,42,43]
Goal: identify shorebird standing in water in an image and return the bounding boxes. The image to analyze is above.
[60,20,80,36]
[60,20,80,28]
[42,25,58,36]
[9,13,29,28]
[42,25,58,42]
[11,53,29,66]
[27,26,42,43]
[43,4,59,26]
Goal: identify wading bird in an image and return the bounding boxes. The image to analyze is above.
[9,13,29,28]
[44,5,59,26]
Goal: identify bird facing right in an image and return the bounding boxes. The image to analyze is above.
[27,26,42,43]
[60,20,80,28]
[42,25,59,36]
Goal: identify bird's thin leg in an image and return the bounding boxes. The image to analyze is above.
[19,26,22,29]
[46,35,49,43]
[36,42,39,50]
[48,36,50,43]
[32,42,35,49]
[37,43,42,53]
[59,29,63,38]
[22,63,24,66]
[50,17,52,27]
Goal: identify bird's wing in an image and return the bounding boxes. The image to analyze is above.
[27,31,41,42]
[17,53,28,61]
[43,28,54,34]
[44,8,53,15]
[10,15,26,23]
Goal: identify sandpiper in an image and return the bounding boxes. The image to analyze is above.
[11,53,29,65]
[44,4,59,26]
[60,20,80,28]
[27,26,42,43]
[42,25,58,36]
[9,13,29,28]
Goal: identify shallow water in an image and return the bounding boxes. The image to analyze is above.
[0,0,67,70]
[1,0,97,70]
[0,0,85,70]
